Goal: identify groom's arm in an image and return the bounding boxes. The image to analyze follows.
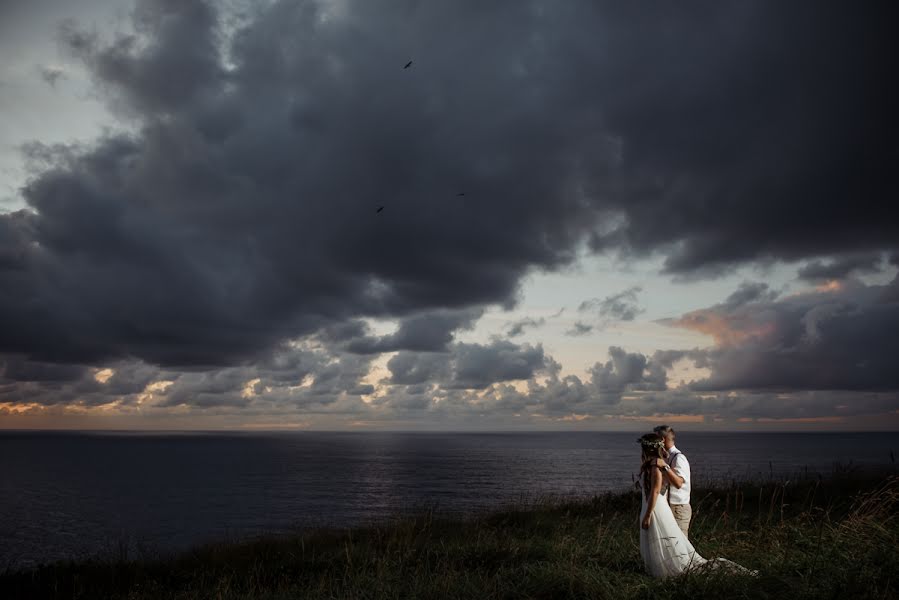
[657,457,686,488]
[669,455,688,489]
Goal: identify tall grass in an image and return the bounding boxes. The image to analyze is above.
[2,466,897,599]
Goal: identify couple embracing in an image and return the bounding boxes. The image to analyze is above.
[637,425,757,578]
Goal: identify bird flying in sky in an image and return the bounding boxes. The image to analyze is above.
[404,61,413,69]
[376,206,384,213]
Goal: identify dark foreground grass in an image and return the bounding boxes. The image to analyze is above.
[3,467,898,600]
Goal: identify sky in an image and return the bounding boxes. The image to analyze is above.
[0,0,897,431]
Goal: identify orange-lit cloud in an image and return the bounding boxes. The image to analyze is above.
[137,380,175,406]
[667,310,776,347]
[737,416,845,424]
[0,402,44,414]
[239,421,310,429]
[93,368,114,383]
[618,414,705,424]
[241,378,263,399]
[556,413,591,422]
[814,279,843,293]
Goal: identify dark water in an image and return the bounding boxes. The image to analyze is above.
[1,430,896,569]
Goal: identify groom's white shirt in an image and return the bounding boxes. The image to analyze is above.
[667,445,690,505]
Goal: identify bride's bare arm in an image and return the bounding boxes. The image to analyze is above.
[648,467,663,509]
[642,466,663,528]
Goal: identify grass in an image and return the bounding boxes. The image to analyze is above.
[2,465,898,599]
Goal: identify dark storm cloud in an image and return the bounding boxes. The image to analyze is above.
[584,2,899,274]
[0,355,88,382]
[4,0,616,369]
[1,0,897,400]
[0,207,35,270]
[57,0,224,117]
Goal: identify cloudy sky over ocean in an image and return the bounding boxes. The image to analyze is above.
[1,0,897,430]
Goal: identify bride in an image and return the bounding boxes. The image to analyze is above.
[637,432,758,578]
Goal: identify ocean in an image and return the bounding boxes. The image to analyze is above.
[1,430,895,569]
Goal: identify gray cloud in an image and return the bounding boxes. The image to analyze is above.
[38,65,66,87]
[505,307,563,337]
[569,286,644,336]
[564,321,593,337]
[377,343,673,419]
[341,307,484,354]
[386,338,549,391]
[586,346,667,406]
[670,275,899,392]
[797,252,886,282]
[578,285,644,322]
[386,351,450,386]
[506,316,544,338]
[723,282,780,307]
[4,330,895,426]
[450,339,548,390]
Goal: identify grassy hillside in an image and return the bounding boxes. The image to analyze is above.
[3,467,897,599]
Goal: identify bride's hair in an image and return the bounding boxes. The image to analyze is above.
[637,432,669,496]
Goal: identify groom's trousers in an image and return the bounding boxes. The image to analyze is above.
[670,503,692,538]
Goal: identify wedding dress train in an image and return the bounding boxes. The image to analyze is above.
[639,485,758,578]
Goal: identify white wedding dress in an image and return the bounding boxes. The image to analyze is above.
[639,483,757,578]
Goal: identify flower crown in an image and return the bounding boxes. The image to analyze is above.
[637,437,665,450]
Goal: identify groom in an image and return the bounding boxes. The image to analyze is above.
[653,425,691,538]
